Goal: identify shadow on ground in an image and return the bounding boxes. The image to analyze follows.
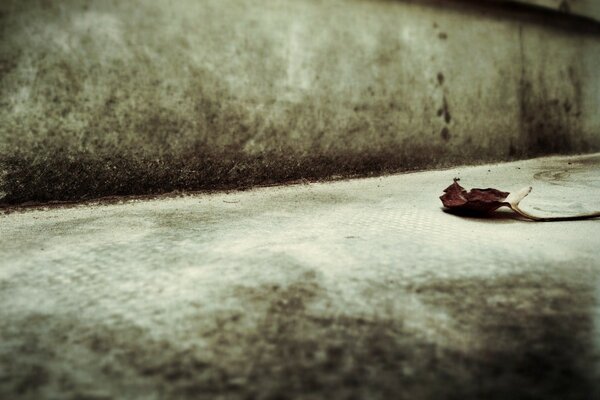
[2,269,598,400]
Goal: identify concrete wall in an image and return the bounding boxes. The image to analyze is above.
[1,0,599,203]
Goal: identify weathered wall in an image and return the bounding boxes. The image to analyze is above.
[0,0,599,203]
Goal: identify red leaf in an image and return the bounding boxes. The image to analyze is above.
[440,179,510,213]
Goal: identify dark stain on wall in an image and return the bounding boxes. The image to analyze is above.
[517,30,587,155]
[514,22,591,157]
[437,72,445,85]
[441,96,451,124]
[0,141,463,205]
[518,78,575,155]
[435,70,452,141]
[440,127,451,141]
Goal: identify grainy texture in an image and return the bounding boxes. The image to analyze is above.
[1,153,600,399]
[1,0,599,203]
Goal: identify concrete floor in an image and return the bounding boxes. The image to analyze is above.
[1,154,600,399]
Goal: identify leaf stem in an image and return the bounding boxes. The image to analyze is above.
[509,205,600,222]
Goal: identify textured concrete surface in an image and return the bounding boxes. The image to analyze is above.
[1,0,600,203]
[1,153,600,399]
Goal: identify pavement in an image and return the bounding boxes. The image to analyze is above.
[1,153,600,400]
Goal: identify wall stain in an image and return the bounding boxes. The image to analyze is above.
[437,72,445,85]
[516,26,586,157]
[441,127,451,141]
[442,95,451,124]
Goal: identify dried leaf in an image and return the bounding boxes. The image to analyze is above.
[439,179,600,222]
[439,178,509,213]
